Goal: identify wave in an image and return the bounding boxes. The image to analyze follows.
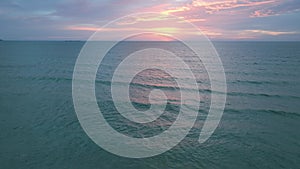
[96,79,209,92]
[13,76,300,101]
[225,108,300,118]
[227,92,300,100]
[231,79,290,85]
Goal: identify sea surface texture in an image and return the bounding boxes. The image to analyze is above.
[0,41,299,169]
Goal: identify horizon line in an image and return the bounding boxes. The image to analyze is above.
[1,39,300,42]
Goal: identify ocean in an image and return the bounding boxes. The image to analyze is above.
[0,41,299,168]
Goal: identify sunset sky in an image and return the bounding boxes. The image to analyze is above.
[1,0,299,40]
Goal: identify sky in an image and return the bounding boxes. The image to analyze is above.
[0,0,300,41]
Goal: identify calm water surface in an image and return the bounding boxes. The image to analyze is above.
[0,41,299,169]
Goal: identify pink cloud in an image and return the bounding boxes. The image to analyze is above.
[191,0,277,14]
[63,0,300,40]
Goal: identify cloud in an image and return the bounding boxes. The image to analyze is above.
[250,10,276,17]
[0,0,299,40]
[191,0,277,14]
[161,6,191,15]
[115,14,174,25]
[244,29,298,36]
[158,0,278,16]
[177,18,206,23]
[250,0,300,17]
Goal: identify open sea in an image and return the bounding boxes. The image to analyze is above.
[0,41,299,169]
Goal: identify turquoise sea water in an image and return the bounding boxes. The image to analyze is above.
[0,41,299,168]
